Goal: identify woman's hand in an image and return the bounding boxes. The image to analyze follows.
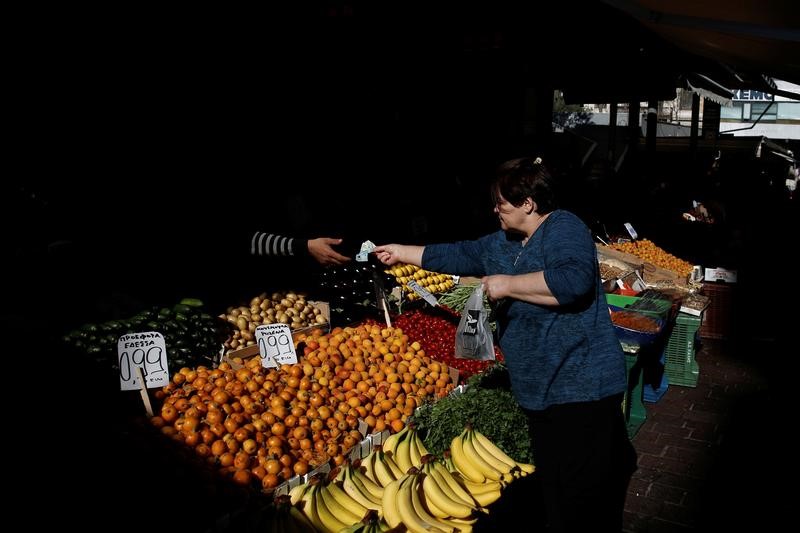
[373,244,425,267]
[481,274,513,301]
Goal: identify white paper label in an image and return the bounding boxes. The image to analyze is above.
[118,332,169,391]
[255,324,297,368]
[407,280,439,306]
[623,222,638,240]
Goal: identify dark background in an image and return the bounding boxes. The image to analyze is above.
[7,2,797,362]
[5,3,798,531]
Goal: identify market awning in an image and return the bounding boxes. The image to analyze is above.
[601,0,800,100]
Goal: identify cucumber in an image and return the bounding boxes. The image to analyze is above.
[179,298,204,308]
[173,303,193,315]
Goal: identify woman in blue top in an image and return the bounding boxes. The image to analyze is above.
[375,156,636,533]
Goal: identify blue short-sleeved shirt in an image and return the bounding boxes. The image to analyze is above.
[422,210,626,411]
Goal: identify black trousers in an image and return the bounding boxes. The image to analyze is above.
[525,394,638,533]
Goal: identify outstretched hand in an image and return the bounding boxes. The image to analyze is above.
[373,244,402,266]
[308,238,350,266]
[374,244,425,267]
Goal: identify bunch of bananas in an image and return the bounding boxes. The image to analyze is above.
[339,510,395,533]
[382,471,478,533]
[289,473,389,533]
[386,263,456,301]
[420,457,491,519]
[448,426,535,486]
[268,494,317,533]
[360,445,405,487]
[381,424,429,473]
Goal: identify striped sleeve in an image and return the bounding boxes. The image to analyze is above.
[250,232,298,257]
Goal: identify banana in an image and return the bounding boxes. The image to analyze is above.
[448,515,477,532]
[412,431,429,465]
[381,425,408,455]
[407,432,422,468]
[472,429,534,474]
[343,468,382,510]
[289,482,309,505]
[376,518,396,532]
[453,473,503,495]
[383,451,405,479]
[443,453,457,473]
[334,465,349,483]
[352,468,385,501]
[393,432,413,474]
[361,450,380,485]
[407,474,457,532]
[422,488,451,519]
[327,481,370,521]
[428,463,481,510]
[516,461,536,475]
[380,477,404,529]
[450,474,502,507]
[314,484,352,532]
[339,524,366,533]
[469,487,502,507]
[396,475,449,533]
[462,431,504,481]
[471,430,517,470]
[449,433,486,483]
[464,430,510,478]
[288,505,318,533]
[421,472,476,519]
[373,453,397,487]
[300,484,323,532]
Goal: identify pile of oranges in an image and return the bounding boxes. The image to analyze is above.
[151,324,455,492]
[610,239,693,277]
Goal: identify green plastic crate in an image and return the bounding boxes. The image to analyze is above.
[665,360,700,387]
[607,294,649,437]
[663,312,702,387]
[624,352,646,438]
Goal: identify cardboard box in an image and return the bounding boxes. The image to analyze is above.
[224,301,330,367]
[597,244,690,288]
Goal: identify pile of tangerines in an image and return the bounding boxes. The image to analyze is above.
[151,324,456,491]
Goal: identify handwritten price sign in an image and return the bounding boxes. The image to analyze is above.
[255,324,297,368]
[118,332,169,390]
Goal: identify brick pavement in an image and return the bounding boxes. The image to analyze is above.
[623,336,792,532]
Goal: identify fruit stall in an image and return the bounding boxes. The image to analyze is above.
[62,238,711,532]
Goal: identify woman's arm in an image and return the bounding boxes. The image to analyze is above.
[481,272,560,306]
[373,244,424,266]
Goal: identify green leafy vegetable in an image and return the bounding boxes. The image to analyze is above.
[411,370,533,463]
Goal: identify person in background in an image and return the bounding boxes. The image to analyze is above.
[250,231,350,266]
[374,156,636,533]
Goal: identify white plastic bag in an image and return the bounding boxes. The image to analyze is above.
[454,284,495,360]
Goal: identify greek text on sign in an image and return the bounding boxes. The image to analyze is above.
[256,324,298,368]
[407,280,439,306]
[118,332,170,391]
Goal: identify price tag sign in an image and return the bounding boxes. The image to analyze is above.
[118,332,169,391]
[255,324,297,368]
[407,280,439,306]
[623,222,638,240]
